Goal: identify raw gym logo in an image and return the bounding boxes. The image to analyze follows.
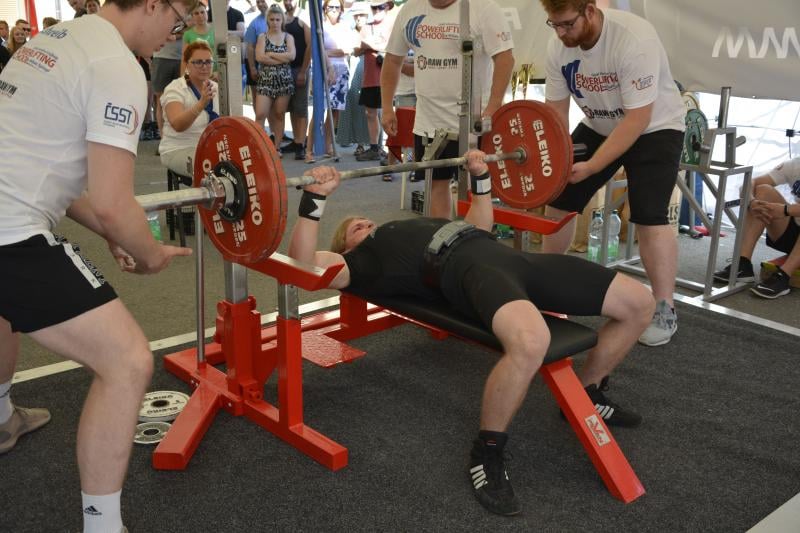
[712,27,800,59]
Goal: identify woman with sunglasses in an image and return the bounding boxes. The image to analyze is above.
[256,4,297,154]
[159,40,219,175]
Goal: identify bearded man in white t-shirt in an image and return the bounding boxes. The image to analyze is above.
[380,0,515,218]
[0,0,194,530]
[539,0,685,347]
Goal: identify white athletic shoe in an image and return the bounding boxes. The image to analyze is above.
[638,300,677,346]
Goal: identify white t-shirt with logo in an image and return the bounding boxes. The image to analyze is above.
[159,77,220,155]
[545,9,684,137]
[769,157,800,225]
[0,16,146,246]
[386,0,513,137]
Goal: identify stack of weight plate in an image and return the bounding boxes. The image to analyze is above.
[134,391,190,445]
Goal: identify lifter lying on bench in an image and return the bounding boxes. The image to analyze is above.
[288,151,655,516]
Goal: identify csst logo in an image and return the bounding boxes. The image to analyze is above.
[103,102,139,134]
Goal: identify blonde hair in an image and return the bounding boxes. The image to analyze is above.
[267,4,286,31]
[330,216,362,254]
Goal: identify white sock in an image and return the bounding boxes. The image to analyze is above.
[0,380,12,424]
[82,490,123,533]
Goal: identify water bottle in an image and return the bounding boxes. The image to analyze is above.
[587,211,604,263]
[147,211,162,242]
[607,210,622,262]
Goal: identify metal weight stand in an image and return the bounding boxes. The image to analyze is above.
[604,87,753,302]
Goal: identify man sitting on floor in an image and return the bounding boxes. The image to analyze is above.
[288,150,655,516]
[714,156,800,299]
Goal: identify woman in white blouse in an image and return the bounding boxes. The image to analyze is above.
[159,41,220,176]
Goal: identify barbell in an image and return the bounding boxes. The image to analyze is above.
[136,100,585,265]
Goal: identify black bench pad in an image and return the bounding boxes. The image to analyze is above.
[363,295,598,365]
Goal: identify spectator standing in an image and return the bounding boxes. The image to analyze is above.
[7,26,27,55]
[282,0,312,159]
[85,0,101,15]
[381,0,514,215]
[335,1,371,154]
[68,0,87,18]
[354,0,397,163]
[0,20,9,47]
[255,4,296,152]
[182,3,216,72]
[244,0,269,114]
[151,38,184,141]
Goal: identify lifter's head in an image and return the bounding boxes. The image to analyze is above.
[539,0,600,50]
[331,217,376,254]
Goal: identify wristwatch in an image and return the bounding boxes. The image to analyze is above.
[785,204,790,217]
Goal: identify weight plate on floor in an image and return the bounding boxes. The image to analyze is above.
[134,421,171,445]
[139,390,189,423]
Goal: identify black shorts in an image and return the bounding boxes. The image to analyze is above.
[549,124,684,226]
[440,237,617,329]
[414,134,460,181]
[358,86,382,109]
[0,234,117,333]
[766,217,800,254]
[246,64,259,87]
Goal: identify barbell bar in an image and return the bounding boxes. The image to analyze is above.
[136,100,584,265]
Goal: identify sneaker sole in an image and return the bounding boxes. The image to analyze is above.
[637,326,678,347]
[750,287,790,299]
[713,275,756,284]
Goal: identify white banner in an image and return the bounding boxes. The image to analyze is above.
[621,0,800,101]
[495,0,551,80]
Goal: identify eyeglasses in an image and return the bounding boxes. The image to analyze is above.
[21,27,31,33]
[189,59,214,67]
[371,4,387,12]
[545,12,584,30]
[164,0,191,35]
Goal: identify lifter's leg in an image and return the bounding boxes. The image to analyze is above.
[579,274,654,386]
[31,299,152,532]
[469,299,550,516]
[541,206,577,253]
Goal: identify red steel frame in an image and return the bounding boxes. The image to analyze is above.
[153,208,644,504]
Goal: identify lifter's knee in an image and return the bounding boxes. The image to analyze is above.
[493,303,551,375]
[604,274,656,325]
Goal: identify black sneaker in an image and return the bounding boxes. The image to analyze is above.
[294,144,306,160]
[713,261,755,283]
[468,439,520,516]
[751,269,791,299]
[279,140,297,153]
[584,377,642,428]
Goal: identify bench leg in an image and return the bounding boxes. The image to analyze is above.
[539,358,645,503]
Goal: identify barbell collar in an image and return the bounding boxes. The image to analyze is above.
[285,149,526,188]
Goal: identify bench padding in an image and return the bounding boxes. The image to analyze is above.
[362,295,598,365]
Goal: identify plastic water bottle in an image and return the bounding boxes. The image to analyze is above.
[587,211,604,263]
[607,210,622,262]
[147,211,162,242]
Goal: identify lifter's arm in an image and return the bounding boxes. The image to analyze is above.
[462,150,493,232]
[287,167,351,289]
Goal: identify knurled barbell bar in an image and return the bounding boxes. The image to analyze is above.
[136,100,585,265]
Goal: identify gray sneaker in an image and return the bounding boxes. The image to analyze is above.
[0,406,52,454]
[638,300,677,346]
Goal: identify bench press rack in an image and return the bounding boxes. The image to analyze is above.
[151,206,644,504]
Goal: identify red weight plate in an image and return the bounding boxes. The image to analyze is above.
[481,100,573,209]
[194,117,288,264]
